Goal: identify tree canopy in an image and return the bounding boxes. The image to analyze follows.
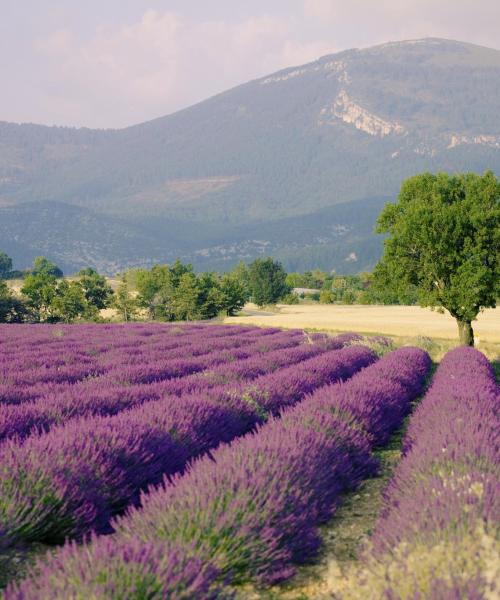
[78,268,114,310]
[248,258,290,307]
[31,256,63,278]
[374,170,500,345]
[20,258,113,323]
[112,277,138,322]
[132,260,247,321]
[50,281,89,323]
[21,270,58,321]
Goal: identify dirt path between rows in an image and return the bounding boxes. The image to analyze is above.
[232,426,403,600]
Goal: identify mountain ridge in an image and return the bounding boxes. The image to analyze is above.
[1,37,499,274]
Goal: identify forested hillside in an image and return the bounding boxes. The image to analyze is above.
[1,38,499,273]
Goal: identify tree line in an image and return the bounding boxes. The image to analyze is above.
[0,256,291,324]
[0,257,113,323]
[284,270,416,305]
[0,253,404,324]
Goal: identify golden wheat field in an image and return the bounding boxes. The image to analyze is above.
[225,304,500,347]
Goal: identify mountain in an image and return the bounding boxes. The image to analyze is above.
[1,37,500,274]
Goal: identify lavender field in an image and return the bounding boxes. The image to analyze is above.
[0,323,498,599]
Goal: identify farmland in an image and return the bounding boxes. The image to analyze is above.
[225,304,500,346]
[0,322,498,599]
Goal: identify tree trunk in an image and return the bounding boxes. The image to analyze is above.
[457,319,474,346]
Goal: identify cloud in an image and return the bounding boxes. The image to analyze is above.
[34,10,336,128]
[303,0,338,19]
[14,1,500,128]
[302,0,500,49]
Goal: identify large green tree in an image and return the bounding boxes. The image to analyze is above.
[248,258,290,307]
[374,171,500,346]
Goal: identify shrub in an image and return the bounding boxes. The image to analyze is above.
[319,290,335,304]
[281,292,300,304]
[343,347,500,599]
[5,538,225,600]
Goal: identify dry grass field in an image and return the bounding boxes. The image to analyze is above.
[225,304,500,359]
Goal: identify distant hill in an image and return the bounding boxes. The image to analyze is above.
[1,37,499,274]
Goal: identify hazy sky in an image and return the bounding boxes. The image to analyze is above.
[2,0,499,129]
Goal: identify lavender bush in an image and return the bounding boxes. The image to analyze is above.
[6,537,227,600]
[112,347,429,585]
[342,347,500,599]
[0,327,367,546]
[4,345,430,597]
[0,329,305,440]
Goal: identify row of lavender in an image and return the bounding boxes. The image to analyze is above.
[343,347,500,599]
[0,329,320,440]
[5,347,432,598]
[0,330,368,547]
[0,323,294,399]
[1,325,363,439]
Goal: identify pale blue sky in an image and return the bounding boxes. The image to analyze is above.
[2,0,499,128]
